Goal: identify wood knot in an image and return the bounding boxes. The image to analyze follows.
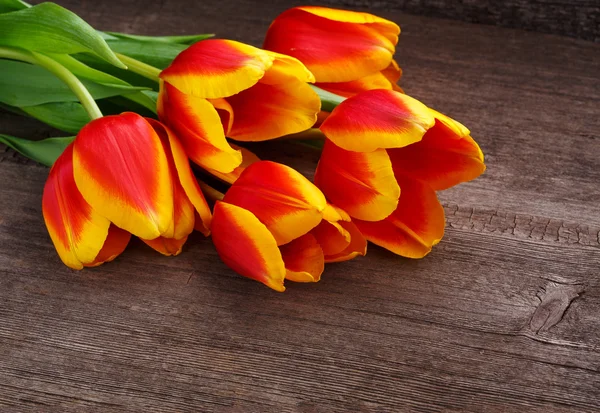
[528,281,584,334]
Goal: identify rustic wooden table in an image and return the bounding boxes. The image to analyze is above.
[1,1,599,412]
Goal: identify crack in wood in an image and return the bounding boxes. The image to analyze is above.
[444,203,600,248]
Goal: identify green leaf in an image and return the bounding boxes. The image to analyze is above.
[123,91,157,114]
[97,30,117,41]
[0,0,29,13]
[106,39,186,69]
[48,53,130,86]
[20,101,88,134]
[0,134,73,166]
[105,32,214,45]
[46,55,157,113]
[141,90,158,104]
[0,3,125,68]
[0,60,147,107]
[74,53,159,90]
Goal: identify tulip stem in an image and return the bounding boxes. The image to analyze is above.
[0,46,103,120]
[310,85,346,112]
[198,181,225,201]
[280,128,326,141]
[116,53,161,82]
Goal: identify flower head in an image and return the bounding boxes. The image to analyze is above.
[314,89,485,257]
[264,6,402,97]
[43,112,212,268]
[211,161,366,291]
[158,39,321,173]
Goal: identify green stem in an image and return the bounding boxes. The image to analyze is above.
[198,181,225,201]
[0,46,102,120]
[311,85,346,112]
[116,53,161,82]
[279,128,326,141]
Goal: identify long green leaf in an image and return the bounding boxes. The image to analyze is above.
[74,53,159,90]
[122,91,157,114]
[0,60,147,106]
[21,102,88,134]
[71,39,186,90]
[0,0,28,13]
[106,39,186,69]
[46,55,157,113]
[105,32,214,45]
[0,3,125,68]
[48,53,130,86]
[0,134,73,166]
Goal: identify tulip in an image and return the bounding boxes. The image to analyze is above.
[211,161,366,291]
[42,144,131,269]
[158,39,321,174]
[314,89,485,258]
[263,6,402,97]
[43,112,212,268]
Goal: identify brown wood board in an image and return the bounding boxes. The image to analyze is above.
[1,1,599,412]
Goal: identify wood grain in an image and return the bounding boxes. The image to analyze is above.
[323,0,600,41]
[1,1,600,412]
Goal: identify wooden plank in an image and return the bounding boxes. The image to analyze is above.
[1,1,599,412]
[1,160,599,412]
[322,0,600,41]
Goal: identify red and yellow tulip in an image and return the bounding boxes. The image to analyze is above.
[314,89,485,258]
[263,6,402,98]
[211,161,366,291]
[158,38,321,174]
[43,112,212,268]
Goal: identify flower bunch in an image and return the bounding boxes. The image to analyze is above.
[0,2,485,291]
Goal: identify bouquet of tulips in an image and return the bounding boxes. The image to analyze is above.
[0,2,485,292]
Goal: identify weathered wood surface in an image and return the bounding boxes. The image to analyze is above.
[1,1,600,412]
[325,0,600,41]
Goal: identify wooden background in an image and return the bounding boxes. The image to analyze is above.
[326,0,600,41]
[1,1,599,412]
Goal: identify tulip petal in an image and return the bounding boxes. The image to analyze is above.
[264,7,399,82]
[160,39,274,99]
[211,202,286,292]
[42,145,111,269]
[148,118,212,236]
[322,203,351,224]
[142,236,188,256]
[224,161,327,245]
[388,110,486,191]
[226,79,320,142]
[354,176,445,258]
[208,98,234,135]
[297,6,400,37]
[320,89,435,152]
[262,50,316,84]
[280,233,324,283]
[382,59,403,91]
[324,221,367,263]
[430,108,471,137]
[158,82,242,173]
[72,113,174,240]
[86,225,131,267]
[146,119,196,241]
[317,71,395,98]
[316,60,403,97]
[206,144,260,185]
[314,140,400,221]
[311,219,350,256]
